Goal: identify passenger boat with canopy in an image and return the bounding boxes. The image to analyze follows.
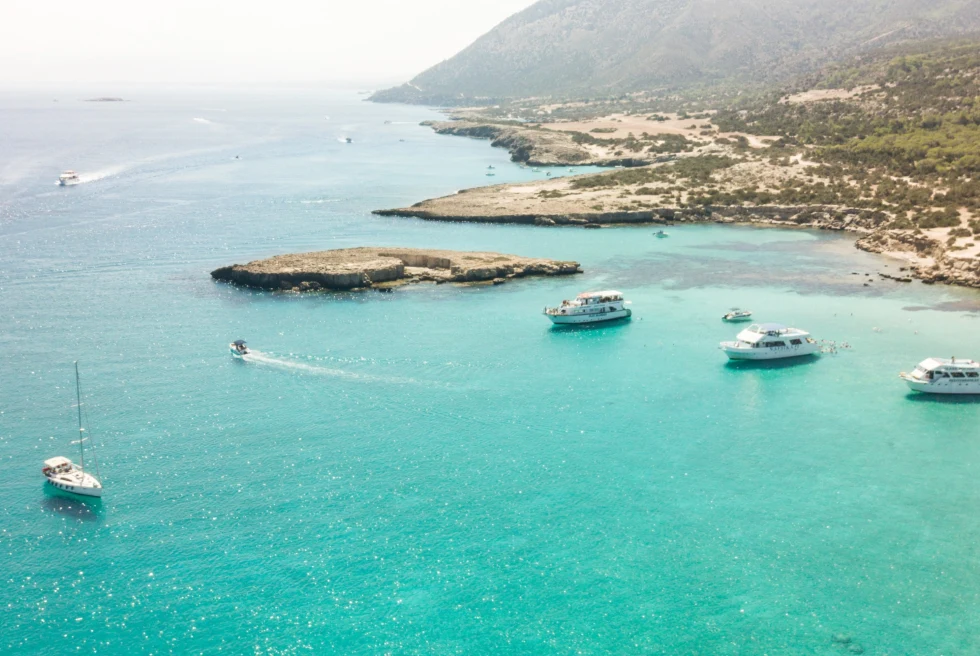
[41,363,103,497]
[544,291,632,325]
[720,323,820,360]
[900,357,980,394]
[230,340,250,357]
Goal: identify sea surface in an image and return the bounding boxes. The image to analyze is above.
[1,88,979,655]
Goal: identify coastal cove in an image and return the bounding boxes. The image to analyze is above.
[378,116,980,290]
[2,89,980,654]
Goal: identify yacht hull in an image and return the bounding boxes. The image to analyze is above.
[721,342,820,360]
[547,308,631,325]
[901,377,980,395]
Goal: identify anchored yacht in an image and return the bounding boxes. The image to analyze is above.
[544,291,632,325]
[900,357,980,395]
[42,363,103,497]
[58,170,80,186]
[720,323,820,360]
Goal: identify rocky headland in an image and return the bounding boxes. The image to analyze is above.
[374,174,980,290]
[211,247,582,292]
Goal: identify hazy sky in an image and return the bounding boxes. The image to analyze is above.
[0,0,538,86]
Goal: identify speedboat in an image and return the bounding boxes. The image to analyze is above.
[42,363,103,497]
[58,170,80,186]
[655,230,669,238]
[720,323,820,360]
[723,308,753,322]
[544,291,632,325]
[900,357,980,395]
[230,340,250,357]
[344,137,353,144]
[487,165,495,170]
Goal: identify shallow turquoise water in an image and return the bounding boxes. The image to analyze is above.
[1,89,979,655]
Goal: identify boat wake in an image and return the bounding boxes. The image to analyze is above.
[52,165,128,186]
[240,350,433,386]
[78,165,127,184]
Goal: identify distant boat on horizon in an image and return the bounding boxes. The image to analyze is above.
[58,170,80,186]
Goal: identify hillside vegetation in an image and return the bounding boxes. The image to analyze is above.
[371,0,980,105]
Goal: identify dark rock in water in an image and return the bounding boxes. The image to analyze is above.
[583,224,602,229]
[211,247,582,292]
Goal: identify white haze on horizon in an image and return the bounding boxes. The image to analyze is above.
[0,0,538,88]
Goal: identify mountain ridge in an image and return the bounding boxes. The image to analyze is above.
[370,0,980,105]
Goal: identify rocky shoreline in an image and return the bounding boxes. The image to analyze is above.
[375,201,980,290]
[424,121,658,167]
[211,247,582,292]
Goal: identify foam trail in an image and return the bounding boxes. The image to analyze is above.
[77,165,127,184]
[241,350,433,387]
[192,117,213,125]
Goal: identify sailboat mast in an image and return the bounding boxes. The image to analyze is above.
[75,361,85,475]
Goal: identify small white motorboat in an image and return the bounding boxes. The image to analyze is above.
[655,230,669,238]
[900,357,980,395]
[544,291,632,325]
[58,170,81,186]
[723,308,753,322]
[487,165,495,170]
[42,363,103,498]
[230,340,250,357]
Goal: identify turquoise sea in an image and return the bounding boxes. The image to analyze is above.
[1,89,979,655]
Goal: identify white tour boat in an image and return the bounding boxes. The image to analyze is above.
[720,323,820,360]
[544,291,632,325]
[230,339,250,357]
[723,308,753,322]
[58,170,80,186]
[42,363,103,497]
[900,357,980,395]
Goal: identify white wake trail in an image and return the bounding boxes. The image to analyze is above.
[240,350,433,387]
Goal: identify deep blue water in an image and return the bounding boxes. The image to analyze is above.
[1,89,979,655]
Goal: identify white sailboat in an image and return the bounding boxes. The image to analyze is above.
[41,362,103,497]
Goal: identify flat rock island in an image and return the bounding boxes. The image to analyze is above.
[211,247,582,292]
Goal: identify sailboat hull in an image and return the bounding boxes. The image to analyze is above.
[44,470,103,497]
[45,478,103,497]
